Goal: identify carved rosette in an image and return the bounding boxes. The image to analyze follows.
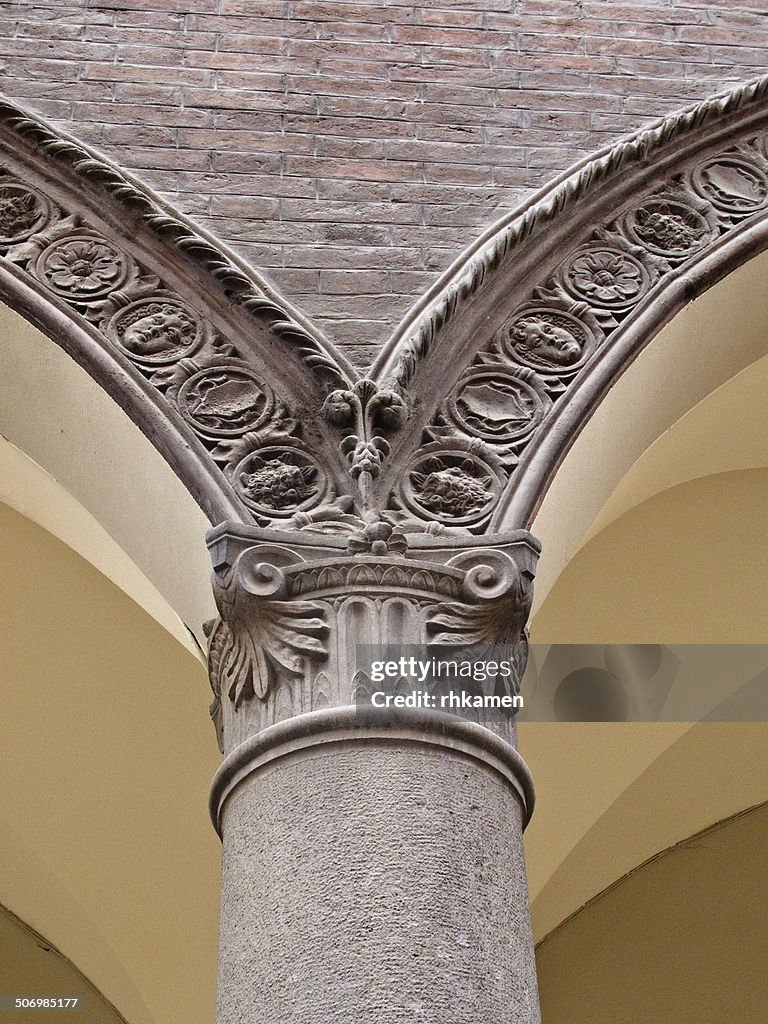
[206,525,539,753]
[560,245,651,312]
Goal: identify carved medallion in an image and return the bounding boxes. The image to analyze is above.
[234,445,328,517]
[107,297,204,366]
[448,367,548,443]
[400,445,504,527]
[501,308,595,375]
[35,233,129,299]
[0,182,50,244]
[691,155,768,215]
[626,199,710,258]
[178,366,275,438]
[562,246,650,310]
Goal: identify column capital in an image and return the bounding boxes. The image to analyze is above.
[205,521,540,754]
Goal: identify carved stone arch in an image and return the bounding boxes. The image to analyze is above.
[375,75,768,535]
[0,94,362,529]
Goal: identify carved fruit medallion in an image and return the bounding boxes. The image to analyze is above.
[401,446,504,527]
[179,367,275,438]
[234,445,328,517]
[35,233,129,299]
[0,182,50,244]
[691,156,768,215]
[562,246,650,310]
[626,199,710,258]
[448,368,547,443]
[502,308,595,375]
[107,297,203,366]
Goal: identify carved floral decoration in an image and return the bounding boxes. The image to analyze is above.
[562,247,650,310]
[0,169,333,528]
[36,233,129,299]
[2,124,768,538]
[207,548,329,714]
[322,378,407,513]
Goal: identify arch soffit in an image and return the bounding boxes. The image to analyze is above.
[0,80,767,542]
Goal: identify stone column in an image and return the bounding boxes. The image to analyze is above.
[206,522,542,1024]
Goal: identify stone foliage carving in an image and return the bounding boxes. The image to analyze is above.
[207,542,331,749]
[206,526,539,752]
[322,378,407,514]
[560,247,650,311]
[2,83,768,542]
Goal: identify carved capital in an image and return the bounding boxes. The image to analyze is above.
[206,524,539,753]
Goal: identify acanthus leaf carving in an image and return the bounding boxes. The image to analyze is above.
[426,549,534,702]
[427,549,534,646]
[209,548,329,710]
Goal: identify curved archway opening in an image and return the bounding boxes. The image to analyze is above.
[0,297,215,648]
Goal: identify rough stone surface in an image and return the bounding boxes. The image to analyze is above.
[218,741,539,1023]
[1,1,766,364]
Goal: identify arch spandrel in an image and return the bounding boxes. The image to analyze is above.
[373,75,768,539]
[0,94,362,529]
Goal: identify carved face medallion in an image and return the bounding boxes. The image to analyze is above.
[234,446,327,517]
[402,448,504,527]
[563,247,650,310]
[0,182,49,244]
[627,199,710,257]
[108,297,203,365]
[449,369,547,443]
[179,367,275,437]
[36,233,129,299]
[502,309,594,373]
[692,156,768,214]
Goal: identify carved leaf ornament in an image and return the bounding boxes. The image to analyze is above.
[209,549,329,707]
